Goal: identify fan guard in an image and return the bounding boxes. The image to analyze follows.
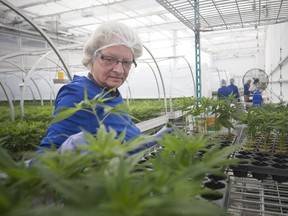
[242,68,269,91]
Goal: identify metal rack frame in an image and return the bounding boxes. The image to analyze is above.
[227,124,288,215]
[156,0,288,32]
[227,174,288,216]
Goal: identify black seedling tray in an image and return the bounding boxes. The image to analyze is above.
[232,150,288,182]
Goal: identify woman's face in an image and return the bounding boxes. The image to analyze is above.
[91,45,134,90]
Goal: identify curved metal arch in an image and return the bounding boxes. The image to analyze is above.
[10,46,80,119]
[123,79,132,105]
[13,74,36,101]
[143,45,167,115]
[4,82,15,101]
[0,0,72,80]
[0,52,24,62]
[45,56,69,78]
[126,61,161,104]
[0,81,15,121]
[4,62,56,101]
[0,43,82,63]
[3,60,44,105]
[20,50,56,119]
[216,68,221,85]
[142,61,161,100]
[169,56,195,112]
[0,50,72,101]
[17,46,82,119]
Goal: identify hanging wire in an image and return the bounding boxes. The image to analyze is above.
[279,48,283,98]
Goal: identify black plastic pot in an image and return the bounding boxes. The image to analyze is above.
[272,158,288,164]
[238,150,253,156]
[200,191,223,201]
[204,180,226,190]
[232,168,248,178]
[251,161,268,167]
[254,156,269,162]
[235,154,251,159]
[207,173,227,181]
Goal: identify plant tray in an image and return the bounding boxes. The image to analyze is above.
[233,138,288,182]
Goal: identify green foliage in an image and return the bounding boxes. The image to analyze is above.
[0,96,240,216]
[0,101,54,122]
[238,102,288,153]
[0,120,47,160]
[0,101,53,160]
[0,98,173,159]
[180,96,244,133]
[239,103,288,139]
[127,99,164,122]
[0,124,239,216]
[210,97,243,131]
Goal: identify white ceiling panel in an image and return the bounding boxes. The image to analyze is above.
[0,0,287,60]
[24,2,71,16]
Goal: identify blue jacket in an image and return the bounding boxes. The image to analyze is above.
[244,83,251,96]
[217,86,233,99]
[252,90,263,107]
[39,75,141,149]
[227,84,239,99]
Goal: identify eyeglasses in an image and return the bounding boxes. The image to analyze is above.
[96,51,137,69]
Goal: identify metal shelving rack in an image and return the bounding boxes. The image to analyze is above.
[227,174,288,216]
[226,124,288,216]
[155,0,288,32]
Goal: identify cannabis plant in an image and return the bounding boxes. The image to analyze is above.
[0,92,241,216]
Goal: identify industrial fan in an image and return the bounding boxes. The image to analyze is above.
[242,68,269,91]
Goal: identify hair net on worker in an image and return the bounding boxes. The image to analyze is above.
[82,21,143,69]
[230,78,234,84]
[221,79,227,86]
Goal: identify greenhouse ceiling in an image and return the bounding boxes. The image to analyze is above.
[0,0,288,59]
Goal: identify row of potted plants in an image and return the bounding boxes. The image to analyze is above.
[0,98,181,160]
[0,94,241,216]
[232,102,288,182]
[239,102,288,155]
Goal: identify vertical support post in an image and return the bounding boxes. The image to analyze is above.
[194,0,201,100]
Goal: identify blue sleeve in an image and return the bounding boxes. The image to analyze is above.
[39,84,97,149]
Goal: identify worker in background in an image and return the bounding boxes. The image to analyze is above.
[252,88,263,107]
[227,78,240,102]
[37,21,172,155]
[243,79,252,102]
[217,79,233,99]
[249,78,260,93]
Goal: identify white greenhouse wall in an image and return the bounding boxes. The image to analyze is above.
[265,22,288,103]
[211,55,265,94]
[211,51,265,94]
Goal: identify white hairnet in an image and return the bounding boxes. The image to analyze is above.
[230,78,234,84]
[82,21,143,68]
[221,79,227,86]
